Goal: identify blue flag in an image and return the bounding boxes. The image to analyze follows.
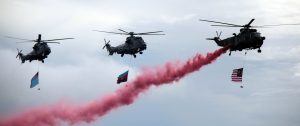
[30,72,39,88]
[117,70,129,84]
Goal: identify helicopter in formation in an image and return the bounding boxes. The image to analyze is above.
[6,34,74,63]
[94,29,165,58]
[200,18,300,55]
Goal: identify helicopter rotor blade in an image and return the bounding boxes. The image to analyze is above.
[211,25,268,28]
[16,40,36,43]
[199,19,241,27]
[137,34,166,35]
[43,38,74,41]
[245,19,255,27]
[254,23,300,27]
[211,25,243,27]
[40,41,60,44]
[137,31,164,34]
[4,36,32,41]
[136,33,165,35]
[93,30,126,35]
[118,29,129,34]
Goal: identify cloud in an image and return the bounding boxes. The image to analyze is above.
[293,63,300,77]
[251,88,300,97]
[240,45,300,61]
[159,14,198,24]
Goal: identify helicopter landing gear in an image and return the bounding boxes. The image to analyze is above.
[258,48,262,53]
[229,51,232,56]
[133,54,136,58]
[139,51,143,54]
[121,54,124,57]
[42,60,44,63]
[30,60,32,62]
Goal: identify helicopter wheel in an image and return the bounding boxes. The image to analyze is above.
[258,49,262,53]
[229,51,231,56]
[133,55,136,58]
[42,60,44,63]
[121,54,124,57]
[139,52,143,54]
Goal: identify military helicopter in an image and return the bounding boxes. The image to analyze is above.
[6,34,74,63]
[94,29,165,58]
[200,18,300,55]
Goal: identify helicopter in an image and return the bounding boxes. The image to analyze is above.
[6,34,74,63]
[200,18,300,55]
[94,29,165,58]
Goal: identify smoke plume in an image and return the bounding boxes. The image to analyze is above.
[0,47,228,126]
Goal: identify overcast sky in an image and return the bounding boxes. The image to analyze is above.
[1,0,300,126]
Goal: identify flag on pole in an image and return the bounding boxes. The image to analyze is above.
[30,72,39,88]
[231,68,243,82]
[117,70,129,84]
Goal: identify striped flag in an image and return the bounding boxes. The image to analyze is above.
[231,68,243,82]
[30,72,39,88]
[117,70,129,84]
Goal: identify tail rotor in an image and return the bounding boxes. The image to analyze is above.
[216,31,222,38]
[102,39,110,49]
[206,31,222,40]
[16,48,23,59]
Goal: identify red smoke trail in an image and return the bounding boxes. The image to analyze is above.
[0,47,228,126]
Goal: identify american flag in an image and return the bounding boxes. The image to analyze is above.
[231,68,243,82]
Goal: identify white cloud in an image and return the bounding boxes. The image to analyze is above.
[293,63,300,77]
[241,45,300,61]
[251,88,300,97]
[159,14,198,24]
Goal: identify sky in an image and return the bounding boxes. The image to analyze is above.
[0,0,300,126]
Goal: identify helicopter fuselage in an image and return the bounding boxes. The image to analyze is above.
[10,34,73,63]
[97,29,164,58]
[18,43,51,63]
[105,36,147,58]
[214,29,265,53]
